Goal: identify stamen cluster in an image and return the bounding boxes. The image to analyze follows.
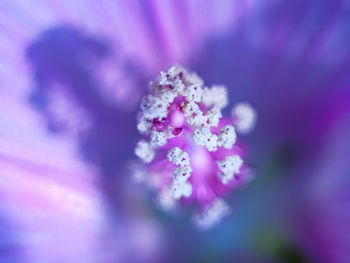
[133,66,256,229]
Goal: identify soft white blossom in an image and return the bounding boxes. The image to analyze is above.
[216,155,243,184]
[232,102,257,134]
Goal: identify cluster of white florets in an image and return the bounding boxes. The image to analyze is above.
[217,155,243,184]
[134,65,257,229]
[193,199,231,230]
[202,85,228,109]
[232,103,257,134]
[167,147,193,199]
[144,71,234,151]
[134,65,256,183]
[135,140,155,163]
[135,66,236,162]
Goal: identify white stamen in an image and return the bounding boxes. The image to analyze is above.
[192,127,219,152]
[167,147,193,197]
[193,199,231,230]
[173,165,192,183]
[218,125,236,149]
[205,106,222,127]
[159,90,177,105]
[202,85,228,109]
[185,84,203,103]
[157,188,177,211]
[135,140,155,163]
[231,103,256,134]
[184,71,204,86]
[167,147,190,167]
[173,78,186,94]
[157,71,172,86]
[150,130,167,148]
[137,116,152,134]
[168,65,184,79]
[140,95,169,120]
[171,181,193,199]
[183,101,206,127]
[216,155,243,184]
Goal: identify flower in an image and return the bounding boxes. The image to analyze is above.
[1,0,350,263]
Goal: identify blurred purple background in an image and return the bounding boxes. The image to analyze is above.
[0,0,350,262]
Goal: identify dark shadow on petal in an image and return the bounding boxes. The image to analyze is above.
[26,25,148,213]
[0,215,25,263]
